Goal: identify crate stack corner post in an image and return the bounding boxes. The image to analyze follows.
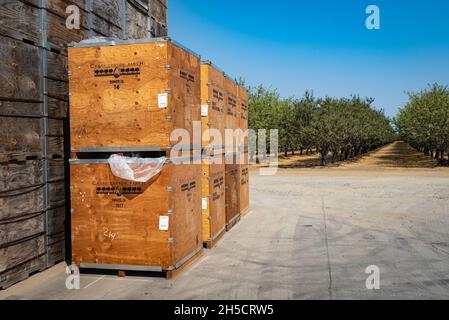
[0,0,168,289]
[68,37,203,277]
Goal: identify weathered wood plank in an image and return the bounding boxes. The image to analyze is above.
[48,97,68,119]
[126,1,149,39]
[92,0,122,28]
[0,234,46,274]
[149,0,167,26]
[0,100,42,117]
[0,160,45,221]
[47,50,68,81]
[0,0,41,45]
[0,116,43,158]
[91,13,123,39]
[0,35,41,101]
[0,254,45,290]
[47,10,89,55]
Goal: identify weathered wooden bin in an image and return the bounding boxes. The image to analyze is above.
[70,156,203,278]
[68,38,201,152]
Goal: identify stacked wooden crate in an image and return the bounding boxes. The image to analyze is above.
[237,85,250,215]
[68,38,203,278]
[0,0,168,289]
[223,75,241,231]
[200,62,226,248]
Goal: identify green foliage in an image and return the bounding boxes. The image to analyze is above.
[247,85,396,164]
[395,84,449,162]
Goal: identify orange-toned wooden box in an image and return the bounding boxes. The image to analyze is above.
[224,152,241,231]
[68,38,201,152]
[70,158,202,277]
[200,62,226,155]
[201,153,226,248]
[239,152,250,215]
[237,85,249,146]
[224,75,239,153]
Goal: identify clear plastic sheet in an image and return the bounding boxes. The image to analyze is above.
[108,155,167,183]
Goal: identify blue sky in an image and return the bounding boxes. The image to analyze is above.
[169,0,449,117]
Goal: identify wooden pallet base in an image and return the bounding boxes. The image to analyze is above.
[204,228,226,250]
[79,248,204,281]
[0,255,46,290]
[226,214,241,232]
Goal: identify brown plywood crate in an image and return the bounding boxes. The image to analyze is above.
[237,85,249,146]
[224,75,239,153]
[239,152,250,215]
[70,158,203,276]
[68,38,201,152]
[201,153,226,248]
[224,153,240,231]
[201,62,226,154]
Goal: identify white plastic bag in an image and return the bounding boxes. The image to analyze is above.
[108,155,167,183]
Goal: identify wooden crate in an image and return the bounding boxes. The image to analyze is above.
[237,85,249,146]
[224,75,238,153]
[224,153,240,231]
[201,153,226,248]
[239,152,250,215]
[201,62,226,154]
[68,38,201,152]
[70,158,203,276]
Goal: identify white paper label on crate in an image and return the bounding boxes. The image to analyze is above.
[202,198,208,210]
[159,216,169,231]
[158,93,168,109]
[201,105,209,117]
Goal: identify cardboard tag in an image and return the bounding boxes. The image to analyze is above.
[201,105,209,117]
[159,216,169,231]
[202,198,208,210]
[158,93,168,109]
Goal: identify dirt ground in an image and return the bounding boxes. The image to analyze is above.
[1,142,449,300]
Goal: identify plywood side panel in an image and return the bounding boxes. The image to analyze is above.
[169,43,201,149]
[171,163,202,266]
[201,64,226,151]
[69,42,172,150]
[71,162,172,269]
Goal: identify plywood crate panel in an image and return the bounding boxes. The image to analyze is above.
[68,38,201,152]
[239,152,249,215]
[201,154,226,248]
[224,75,238,153]
[200,62,226,153]
[224,153,240,231]
[70,159,202,274]
[237,85,249,146]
